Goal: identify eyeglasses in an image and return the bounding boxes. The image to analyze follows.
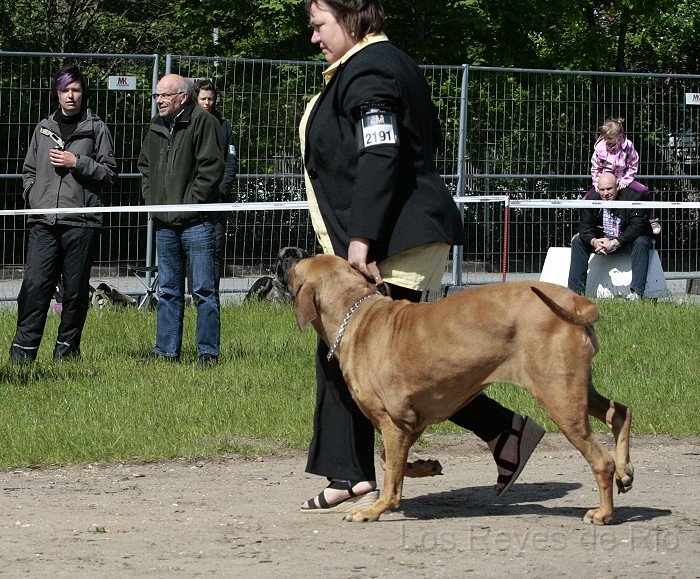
[152,91,185,100]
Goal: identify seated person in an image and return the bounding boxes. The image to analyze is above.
[568,173,653,301]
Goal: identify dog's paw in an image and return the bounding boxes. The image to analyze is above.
[583,508,613,525]
[405,458,443,478]
[615,463,634,494]
[343,508,381,523]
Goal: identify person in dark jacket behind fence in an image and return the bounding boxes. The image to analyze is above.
[10,64,117,362]
[137,74,224,366]
[191,78,238,294]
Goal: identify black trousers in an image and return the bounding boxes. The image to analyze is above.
[568,234,653,296]
[11,223,98,360]
[306,283,514,482]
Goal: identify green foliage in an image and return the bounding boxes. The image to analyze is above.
[1,0,697,72]
[0,0,180,54]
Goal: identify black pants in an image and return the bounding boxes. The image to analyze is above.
[11,223,98,360]
[306,283,514,482]
[568,234,653,296]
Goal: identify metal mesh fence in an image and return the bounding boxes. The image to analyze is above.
[463,67,700,274]
[1,51,699,302]
[165,56,465,275]
[166,56,322,275]
[0,52,158,285]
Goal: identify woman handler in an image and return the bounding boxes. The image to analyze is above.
[299,0,544,511]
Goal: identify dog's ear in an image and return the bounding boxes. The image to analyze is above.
[293,283,317,331]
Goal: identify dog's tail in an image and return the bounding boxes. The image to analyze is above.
[531,286,600,326]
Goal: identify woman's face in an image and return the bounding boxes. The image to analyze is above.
[309,0,357,64]
[197,89,216,113]
[57,81,83,116]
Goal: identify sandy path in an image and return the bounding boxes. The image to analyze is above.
[1,434,698,577]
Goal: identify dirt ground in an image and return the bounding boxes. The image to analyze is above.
[1,434,698,577]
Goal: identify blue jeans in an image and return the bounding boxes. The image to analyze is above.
[153,220,220,358]
[568,234,654,296]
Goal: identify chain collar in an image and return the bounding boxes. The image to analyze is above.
[327,292,382,361]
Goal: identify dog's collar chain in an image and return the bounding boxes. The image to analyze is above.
[327,292,382,362]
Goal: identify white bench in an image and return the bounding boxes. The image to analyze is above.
[539,247,669,299]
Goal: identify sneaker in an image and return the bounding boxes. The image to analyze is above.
[626,291,641,301]
[650,219,661,235]
[198,354,219,367]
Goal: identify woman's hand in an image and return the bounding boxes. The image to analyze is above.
[49,149,78,169]
[348,237,375,281]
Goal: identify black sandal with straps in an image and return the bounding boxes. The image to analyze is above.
[301,480,379,513]
[493,417,545,497]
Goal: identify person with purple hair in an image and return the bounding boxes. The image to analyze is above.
[10,64,116,362]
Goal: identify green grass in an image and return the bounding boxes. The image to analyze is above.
[0,298,698,468]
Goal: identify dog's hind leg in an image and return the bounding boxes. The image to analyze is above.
[533,376,617,525]
[587,377,634,495]
[344,417,421,523]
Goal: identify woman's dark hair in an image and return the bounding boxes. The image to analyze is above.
[192,78,218,101]
[52,65,88,102]
[306,0,385,38]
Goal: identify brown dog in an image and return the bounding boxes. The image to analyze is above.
[286,254,634,525]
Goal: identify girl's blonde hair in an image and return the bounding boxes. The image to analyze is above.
[598,117,625,140]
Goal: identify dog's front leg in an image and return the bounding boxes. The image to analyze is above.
[344,419,421,523]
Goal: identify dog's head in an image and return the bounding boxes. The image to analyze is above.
[274,246,309,287]
[285,254,372,332]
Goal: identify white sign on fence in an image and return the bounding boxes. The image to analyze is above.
[685,93,700,105]
[108,76,137,90]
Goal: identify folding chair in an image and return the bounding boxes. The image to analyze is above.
[127,265,160,309]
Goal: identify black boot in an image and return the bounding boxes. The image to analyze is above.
[9,342,37,363]
[53,341,81,360]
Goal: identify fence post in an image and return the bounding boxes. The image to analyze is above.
[145,54,161,287]
[502,197,510,282]
[452,64,469,287]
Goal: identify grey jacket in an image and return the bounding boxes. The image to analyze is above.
[22,109,117,228]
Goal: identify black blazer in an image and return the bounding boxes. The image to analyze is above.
[578,188,653,247]
[304,41,464,262]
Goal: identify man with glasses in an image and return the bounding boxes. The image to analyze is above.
[138,74,224,365]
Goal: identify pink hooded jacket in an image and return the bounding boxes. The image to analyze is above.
[590,135,640,189]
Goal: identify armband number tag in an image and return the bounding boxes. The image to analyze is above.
[356,106,399,151]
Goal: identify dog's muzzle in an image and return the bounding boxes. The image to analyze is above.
[282,259,300,294]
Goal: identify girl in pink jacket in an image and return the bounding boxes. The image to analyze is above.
[587,117,660,234]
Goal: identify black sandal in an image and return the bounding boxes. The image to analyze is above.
[300,480,379,513]
[493,417,545,497]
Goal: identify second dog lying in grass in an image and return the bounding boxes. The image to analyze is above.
[244,247,309,303]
